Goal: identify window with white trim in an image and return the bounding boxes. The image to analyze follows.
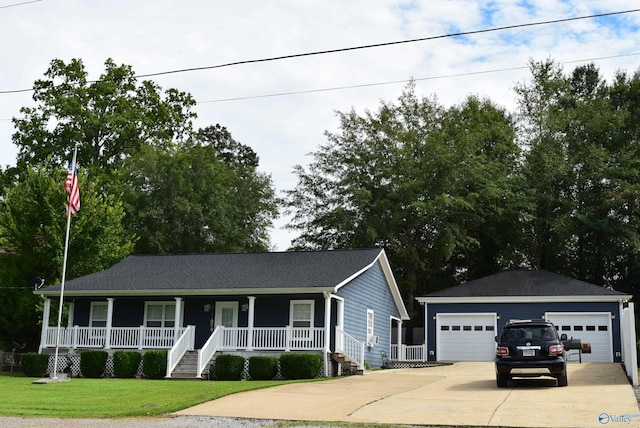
[144,302,176,328]
[367,309,375,344]
[290,300,314,327]
[90,302,108,327]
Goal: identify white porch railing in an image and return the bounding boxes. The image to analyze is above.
[197,326,223,378]
[166,325,195,378]
[334,326,364,369]
[218,326,326,351]
[42,326,188,350]
[391,344,426,361]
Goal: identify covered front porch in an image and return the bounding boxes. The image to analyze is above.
[38,294,407,378]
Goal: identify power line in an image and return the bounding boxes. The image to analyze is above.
[197,52,640,104]
[0,8,638,95]
[135,9,640,80]
[0,0,42,10]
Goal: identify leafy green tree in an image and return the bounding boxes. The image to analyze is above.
[285,83,520,315]
[8,58,196,183]
[115,139,278,254]
[0,165,135,350]
[515,60,640,294]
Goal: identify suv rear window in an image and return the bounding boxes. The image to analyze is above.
[501,325,557,342]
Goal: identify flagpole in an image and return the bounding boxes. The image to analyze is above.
[52,145,78,379]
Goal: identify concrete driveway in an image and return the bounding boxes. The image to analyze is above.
[175,362,640,428]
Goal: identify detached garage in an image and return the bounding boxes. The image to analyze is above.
[416,270,636,375]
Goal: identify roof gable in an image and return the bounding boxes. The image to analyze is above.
[417,270,631,303]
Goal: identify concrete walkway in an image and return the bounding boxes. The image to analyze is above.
[175,362,640,427]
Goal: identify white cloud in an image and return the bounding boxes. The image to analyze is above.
[0,0,639,250]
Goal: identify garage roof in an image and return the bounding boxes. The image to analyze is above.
[417,270,632,303]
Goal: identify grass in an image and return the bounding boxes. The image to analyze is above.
[0,373,312,419]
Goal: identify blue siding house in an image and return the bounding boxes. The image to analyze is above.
[35,249,409,378]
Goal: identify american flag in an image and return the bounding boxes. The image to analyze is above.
[65,162,80,216]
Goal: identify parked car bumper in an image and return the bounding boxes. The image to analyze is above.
[495,357,566,377]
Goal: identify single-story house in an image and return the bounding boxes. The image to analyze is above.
[415,270,638,385]
[35,248,410,378]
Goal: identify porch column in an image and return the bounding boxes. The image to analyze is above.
[67,301,75,327]
[396,319,402,360]
[104,298,114,349]
[323,292,332,355]
[247,296,255,351]
[38,297,52,353]
[174,297,183,342]
[335,297,345,352]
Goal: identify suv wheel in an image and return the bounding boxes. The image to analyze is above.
[557,373,568,387]
[496,373,508,388]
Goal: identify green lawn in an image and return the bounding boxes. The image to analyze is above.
[0,374,306,419]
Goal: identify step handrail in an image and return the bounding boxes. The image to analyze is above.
[197,326,223,378]
[165,325,195,378]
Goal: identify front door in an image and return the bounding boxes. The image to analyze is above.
[215,302,239,348]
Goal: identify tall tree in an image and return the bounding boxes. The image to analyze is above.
[8,58,196,183]
[515,60,640,293]
[0,165,134,350]
[284,83,520,316]
[114,138,278,254]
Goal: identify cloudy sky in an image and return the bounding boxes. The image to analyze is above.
[1,1,639,250]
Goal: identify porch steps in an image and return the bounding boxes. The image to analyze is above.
[169,350,202,380]
[330,352,364,375]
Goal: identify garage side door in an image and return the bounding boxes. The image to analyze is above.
[545,312,613,362]
[436,313,497,361]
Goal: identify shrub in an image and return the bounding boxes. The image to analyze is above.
[248,356,278,380]
[142,350,167,379]
[20,353,49,377]
[214,354,245,380]
[80,350,108,378]
[113,350,142,378]
[279,353,323,379]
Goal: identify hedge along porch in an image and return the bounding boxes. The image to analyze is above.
[35,249,410,378]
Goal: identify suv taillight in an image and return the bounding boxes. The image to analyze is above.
[496,346,509,357]
[549,344,563,356]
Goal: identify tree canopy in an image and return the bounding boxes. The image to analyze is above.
[0,165,135,349]
[286,62,640,314]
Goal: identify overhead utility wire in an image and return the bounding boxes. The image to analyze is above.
[0,8,638,95]
[134,9,640,80]
[198,52,640,103]
[0,0,42,10]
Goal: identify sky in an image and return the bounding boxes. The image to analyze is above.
[1,1,639,251]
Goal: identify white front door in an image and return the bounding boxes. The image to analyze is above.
[215,302,239,348]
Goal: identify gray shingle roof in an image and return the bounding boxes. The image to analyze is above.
[38,249,383,295]
[424,270,627,297]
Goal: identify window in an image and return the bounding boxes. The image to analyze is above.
[90,302,108,327]
[367,309,375,337]
[290,300,314,327]
[145,302,176,328]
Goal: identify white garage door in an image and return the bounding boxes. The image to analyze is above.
[545,312,613,362]
[436,313,497,361]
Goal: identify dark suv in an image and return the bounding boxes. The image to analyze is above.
[495,319,567,387]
